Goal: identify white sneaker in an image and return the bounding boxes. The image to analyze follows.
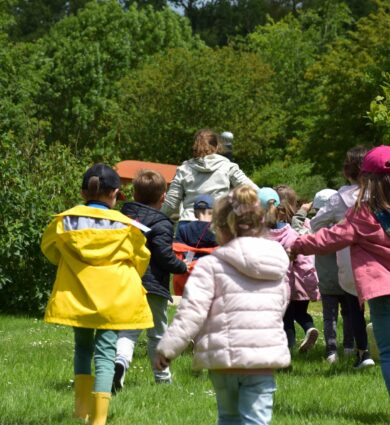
[326,353,338,364]
[299,328,319,353]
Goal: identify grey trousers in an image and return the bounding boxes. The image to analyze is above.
[322,294,354,355]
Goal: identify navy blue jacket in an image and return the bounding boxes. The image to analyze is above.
[121,202,187,301]
[175,221,217,248]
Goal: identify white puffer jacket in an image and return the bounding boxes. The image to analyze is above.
[157,237,291,371]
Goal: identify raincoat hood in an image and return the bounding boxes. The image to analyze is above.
[338,184,359,209]
[212,236,289,281]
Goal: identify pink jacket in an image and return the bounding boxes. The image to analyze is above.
[292,204,390,303]
[157,237,291,371]
[267,225,320,301]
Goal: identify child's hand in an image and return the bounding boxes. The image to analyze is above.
[286,248,298,262]
[300,202,313,213]
[154,353,171,371]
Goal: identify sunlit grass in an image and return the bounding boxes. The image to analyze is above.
[0,303,388,425]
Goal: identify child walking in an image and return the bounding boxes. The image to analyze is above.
[155,185,291,425]
[41,163,153,425]
[310,146,374,369]
[259,186,320,352]
[113,170,187,390]
[311,189,354,363]
[291,145,390,393]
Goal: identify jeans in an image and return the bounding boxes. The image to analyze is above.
[116,294,171,382]
[209,372,276,425]
[74,328,118,392]
[368,296,390,394]
[322,294,354,355]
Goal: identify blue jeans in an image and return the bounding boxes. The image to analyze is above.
[368,296,390,394]
[74,328,118,392]
[116,294,171,382]
[209,372,276,425]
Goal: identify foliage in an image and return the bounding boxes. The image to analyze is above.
[35,0,202,155]
[108,46,284,172]
[299,2,390,181]
[0,138,87,314]
[251,160,327,200]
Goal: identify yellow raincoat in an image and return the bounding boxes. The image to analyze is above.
[41,205,153,330]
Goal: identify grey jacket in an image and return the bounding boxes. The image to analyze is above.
[161,154,257,221]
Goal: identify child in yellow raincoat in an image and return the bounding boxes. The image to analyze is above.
[41,163,153,425]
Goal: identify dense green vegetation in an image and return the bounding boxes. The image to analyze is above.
[0,0,389,314]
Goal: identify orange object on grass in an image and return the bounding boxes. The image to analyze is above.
[172,242,218,295]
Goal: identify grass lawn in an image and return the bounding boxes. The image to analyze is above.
[0,303,388,425]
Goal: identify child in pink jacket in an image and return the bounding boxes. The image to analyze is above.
[155,185,290,425]
[259,187,320,353]
[291,145,390,393]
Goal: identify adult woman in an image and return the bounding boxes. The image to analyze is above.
[161,129,257,228]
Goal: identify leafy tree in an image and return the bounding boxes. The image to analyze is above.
[299,2,390,181]
[107,46,284,172]
[34,0,202,155]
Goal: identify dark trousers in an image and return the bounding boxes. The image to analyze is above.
[322,294,354,355]
[345,293,368,351]
[283,300,314,349]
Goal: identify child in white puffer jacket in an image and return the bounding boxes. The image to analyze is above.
[155,185,290,425]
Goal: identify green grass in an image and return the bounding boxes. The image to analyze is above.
[0,304,388,425]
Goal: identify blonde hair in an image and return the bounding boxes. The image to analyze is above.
[192,129,222,158]
[212,185,264,242]
[263,201,279,229]
[356,173,390,211]
[274,184,297,224]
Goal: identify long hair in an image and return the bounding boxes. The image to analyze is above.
[343,146,369,182]
[356,173,390,211]
[212,185,264,242]
[274,184,297,224]
[192,129,223,158]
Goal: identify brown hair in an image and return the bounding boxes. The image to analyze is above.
[263,201,280,229]
[343,146,369,182]
[192,129,222,158]
[212,185,264,242]
[83,176,113,200]
[133,170,167,205]
[274,184,297,224]
[356,173,390,212]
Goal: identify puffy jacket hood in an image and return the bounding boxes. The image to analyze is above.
[187,154,231,173]
[338,184,359,209]
[213,237,289,281]
[122,202,170,229]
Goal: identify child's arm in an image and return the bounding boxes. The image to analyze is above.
[150,221,187,274]
[156,256,216,361]
[160,168,184,218]
[310,196,339,231]
[292,216,356,257]
[41,218,61,265]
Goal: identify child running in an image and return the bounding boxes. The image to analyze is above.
[41,163,153,425]
[113,170,187,390]
[155,185,290,425]
[259,186,320,352]
[291,145,390,393]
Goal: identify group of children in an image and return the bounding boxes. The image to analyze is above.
[41,144,390,425]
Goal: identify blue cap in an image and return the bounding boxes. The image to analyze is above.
[257,187,280,209]
[194,194,214,210]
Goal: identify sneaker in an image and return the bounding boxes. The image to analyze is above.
[326,352,338,364]
[354,350,375,369]
[298,328,319,353]
[112,362,126,394]
[344,347,355,357]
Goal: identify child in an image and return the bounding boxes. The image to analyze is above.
[41,163,153,425]
[291,145,390,393]
[113,170,187,390]
[175,194,218,251]
[311,189,354,363]
[310,146,374,369]
[155,185,290,425]
[264,186,320,352]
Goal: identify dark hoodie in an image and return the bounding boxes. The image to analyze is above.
[121,202,187,301]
